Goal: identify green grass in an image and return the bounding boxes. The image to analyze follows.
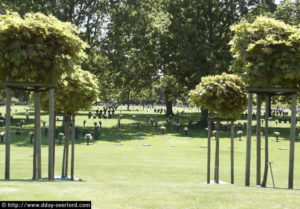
[0,105,300,209]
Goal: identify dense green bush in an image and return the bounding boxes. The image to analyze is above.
[230,16,300,88]
[188,73,247,119]
[41,67,99,114]
[0,12,87,83]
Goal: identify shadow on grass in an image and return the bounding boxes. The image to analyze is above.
[0,178,84,183]
[0,112,299,146]
[234,184,300,191]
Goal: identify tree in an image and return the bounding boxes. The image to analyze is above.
[1,0,109,48]
[41,67,99,178]
[134,87,159,107]
[188,73,247,120]
[230,16,300,88]
[100,0,169,106]
[230,16,300,187]
[160,75,187,115]
[0,11,87,180]
[274,0,300,25]
[156,0,251,120]
[0,12,87,82]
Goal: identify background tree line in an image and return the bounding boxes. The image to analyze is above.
[1,0,299,125]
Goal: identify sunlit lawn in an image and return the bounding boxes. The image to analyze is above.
[0,105,299,209]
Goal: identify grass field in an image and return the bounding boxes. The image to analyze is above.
[0,105,300,209]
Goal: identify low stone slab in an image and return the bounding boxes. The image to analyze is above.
[54,176,82,181]
[205,180,229,185]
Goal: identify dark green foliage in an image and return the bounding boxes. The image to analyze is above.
[102,0,164,102]
[0,12,87,83]
[230,16,300,88]
[160,75,187,103]
[275,0,300,25]
[189,73,247,119]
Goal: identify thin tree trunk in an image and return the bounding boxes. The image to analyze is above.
[214,121,220,184]
[256,95,262,185]
[268,96,272,117]
[62,114,70,178]
[245,92,253,186]
[33,134,37,180]
[207,118,211,184]
[62,115,66,178]
[261,95,270,187]
[53,112,57,176]
[53,112,56,178]
[48,88,55,180]
[33,91,41,180]
[5,76,11,180]
[35,91,42,179]
[199,108,208,128]
[230,121,234,184]
[65,116,70,177]
[288,93,297,189]
[71,114,75,180]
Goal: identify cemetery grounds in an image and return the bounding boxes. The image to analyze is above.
[0,105,300,209]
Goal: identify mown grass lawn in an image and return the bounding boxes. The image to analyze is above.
[0,105,299,209]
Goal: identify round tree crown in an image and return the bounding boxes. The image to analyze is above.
[188,73,247,119]
[230,16,300,88]
[0,12,88,83]
[40,67,99,114]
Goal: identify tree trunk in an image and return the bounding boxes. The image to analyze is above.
[127,91,130,111]
[48,88,55,180]
[127,103,130,111]
[5,77,11,180]
[268,96,272,117]
[288,93,297,189]
[53,112,56,178]
[62,114,70,178]
[36,92,42,179]
[33,91,42,180]
[256,95,262,185]
[165,100,174,116]
[65,115,70,177]
[71,114,75,180]
[199,108,208,128]
[261,95,270,187]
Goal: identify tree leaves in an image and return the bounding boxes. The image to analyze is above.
[0,12,88,83]
[188,73,247,120]
[230,16,300,88]
[40,67,99,114]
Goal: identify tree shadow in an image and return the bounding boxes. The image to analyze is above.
[0,111,299,147]
[234,184,300,191]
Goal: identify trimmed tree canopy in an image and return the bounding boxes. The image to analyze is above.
[188,73,247,119]
[0,12,88,83]
[41,67,99,114]
[230,16,300,88]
